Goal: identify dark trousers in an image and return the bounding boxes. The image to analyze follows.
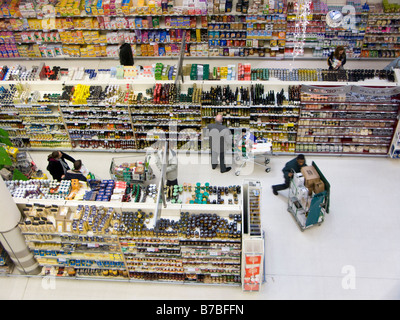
[210,137,228,172]
[272,177,291,192]
[166,179,178,199]
[166,179,178,187]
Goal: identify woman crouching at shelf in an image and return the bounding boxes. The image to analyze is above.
[47,151,75,181]
[328,46,347,71]
[62,160,87,182]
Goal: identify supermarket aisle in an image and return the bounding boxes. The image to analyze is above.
[1,152,400,300]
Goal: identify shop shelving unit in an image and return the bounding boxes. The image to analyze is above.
[389,117,400,158]
[296,84,400,156]
[0,0,399,61]
[14,196,245,285]
[6,144,256,287]
[1,73,398,156]
[131,103,202,151]
[241,179,265,292]
[0,103,71,149]
[207,12,287,58]
[362,12,400,59]
[60,103,136,150]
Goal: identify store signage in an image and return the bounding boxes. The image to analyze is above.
[302,85,400,97]
[351,86,400,96]
[301,85,352,95]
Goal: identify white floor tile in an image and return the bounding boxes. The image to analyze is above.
[1,152,400,300]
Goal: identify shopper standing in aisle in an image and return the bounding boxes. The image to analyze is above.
[155,147,178,200]
[328,46,347,70]
[47,151,76,181]
[119,40,134,66]
[272,154,307,195]
[62,160,87,182]
[206,114,232,173]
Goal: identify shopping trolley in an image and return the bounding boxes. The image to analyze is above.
[109,153,155,184]
[287,162,331,232]
[234,132,273,176]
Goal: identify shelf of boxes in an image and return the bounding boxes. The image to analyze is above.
[207,13,287,58]
[0,14,210,59]
[1,0,399,60]
[361,11,400,58]
[296,87,400,156]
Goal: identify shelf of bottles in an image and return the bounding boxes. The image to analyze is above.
[200,84,301,153]
[130,83,203,150]
[61,104,136,150]
[19,201,243,285]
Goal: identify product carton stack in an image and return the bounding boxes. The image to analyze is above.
[301,166,325,195]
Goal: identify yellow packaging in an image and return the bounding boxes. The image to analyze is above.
[100,46,107,57]
[55,19,63,29]
[99,34,107,44]
[5,146,18,158]
[56,220,64,233]
[165,44,171,56]
[94,45,101,56]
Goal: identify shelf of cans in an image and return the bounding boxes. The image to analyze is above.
[296,84,400,156]
[14,182,247,285]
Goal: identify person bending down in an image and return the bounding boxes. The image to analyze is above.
[272,154,306,195]
[62,160,87,182]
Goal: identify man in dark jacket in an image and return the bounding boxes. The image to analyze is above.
[47,151,76,181]
[206,114,232,173]
[272,154,306,195]
[119,40,134,66]
[63,160,87,182]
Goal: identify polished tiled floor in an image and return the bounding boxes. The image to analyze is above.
[1,151,400,300]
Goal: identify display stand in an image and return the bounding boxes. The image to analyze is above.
[287,161,330,232]
[389,118,400,159]
[241,179,265,292]
[4,144,255,288]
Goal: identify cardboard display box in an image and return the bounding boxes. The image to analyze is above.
[301,165,325,194]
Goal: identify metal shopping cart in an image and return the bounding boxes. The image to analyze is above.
[234,132,273,176]
[109,152,155,184]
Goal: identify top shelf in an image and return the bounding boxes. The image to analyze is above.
[1,78,398,87]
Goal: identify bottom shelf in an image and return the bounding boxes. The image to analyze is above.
[6,266,242,286]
